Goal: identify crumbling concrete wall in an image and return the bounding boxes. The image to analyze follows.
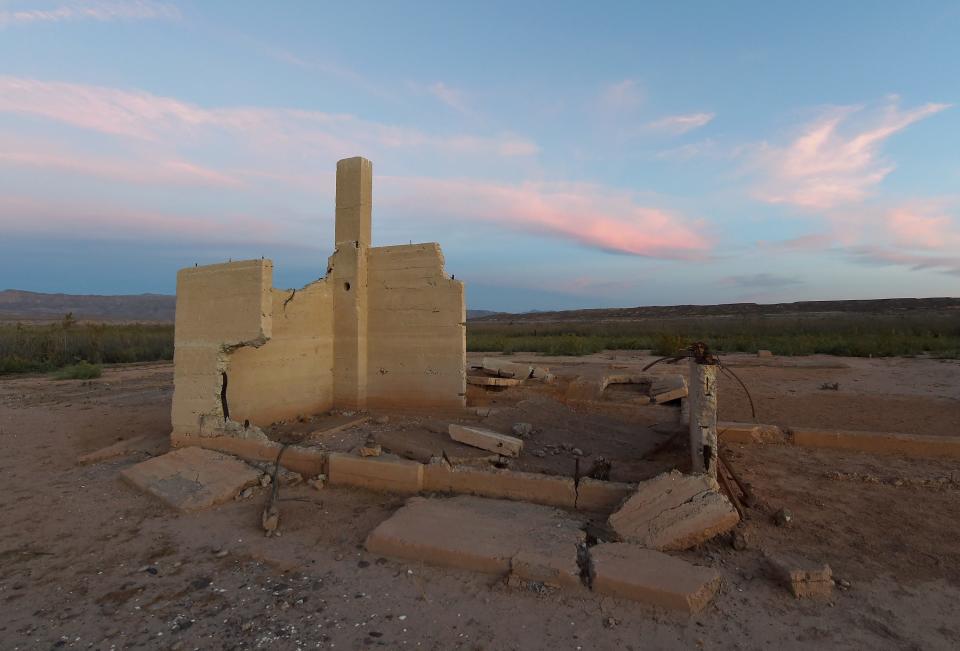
[228,280,335,425]
[170,259,272,439]
[170,156,466,442]
[366,243,466,409]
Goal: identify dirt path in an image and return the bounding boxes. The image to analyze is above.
[1,359,958,650]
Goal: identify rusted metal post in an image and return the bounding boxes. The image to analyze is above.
[689,358,718,478]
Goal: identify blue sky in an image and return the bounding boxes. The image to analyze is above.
[1,1,958,311]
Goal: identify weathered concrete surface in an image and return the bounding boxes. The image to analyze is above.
[764,551,833,598]
[423,463,577,508]
[374,429,498,465]
[790,428,960,459]
[689,362,718,476]
[718,421,786,444]
[467,375,523,387]
[366,496,585,588]
[448,424,523,457]
[589,543,721,613]
[609,471,739,550]
[575,478,636,512]
[327,452,424,493]
[651,375,688,404]
[171,433,327,477]
[77,435,151,465]
[120,447,260,512]
[170,156,466,445]
[480,357,547,380]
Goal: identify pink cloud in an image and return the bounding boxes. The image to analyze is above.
[884,202,960,250]
[750,99,950,209]
[0,75,538,158]
[380,176,710,259]
[646,112,715,135]
[0,1,179,27]
[0,194,297,247]
[0,136,241,187]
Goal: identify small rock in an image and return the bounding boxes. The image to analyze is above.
[259,473,272,487]
[511,423,533,438]
[360,444,382,457]
[837,578,851,590]
[373,415,390,425]
[774,507,792,527]
[572,448,584,457]
[214,549,228,558]
[731,530,749,551]
[532,450,546,458]
[238,487,254,500]
[309,475,326,490]
[603,617,619,628]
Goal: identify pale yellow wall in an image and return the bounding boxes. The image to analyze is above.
[365,243,466,408]
[227,279,335,426]
[171,259,272,437]
[170,157,467,443]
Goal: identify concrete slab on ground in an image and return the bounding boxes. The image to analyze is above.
[374,428,498,465]
[120,446,260,512]
[366,495,585,588]
[609,470,739,550]
[448,424,523,457]
[589,543,721,613]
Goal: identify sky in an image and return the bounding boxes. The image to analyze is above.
[0,1,958,312]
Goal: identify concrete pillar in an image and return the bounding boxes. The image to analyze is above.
[689,360,718,477]
[331,157,372,409]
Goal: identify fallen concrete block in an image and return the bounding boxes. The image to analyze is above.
[374,429,497,465]
[171,434,327,477]
[589,543,721,613]
[121,447,260,512]
[423,463,577,508]
[609,470,739,550]
[764,551,833,598]
[481,357,548,380]
[576,478,636,512]
[327,452,423,493]
[718,421,786,444]
[651,375,688,404]
[448,424,523,457]
[790,428,960,459]
[366,495,584,588]
[467,375,523,387]
[77,435,151,465]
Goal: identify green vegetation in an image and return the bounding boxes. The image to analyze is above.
[54,361,103,380]
[467,314,960,358]
[0,314,174,375]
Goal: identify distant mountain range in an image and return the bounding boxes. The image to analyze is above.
[0,290,176,323]
[469,297,960,322]
[3,290,956,324]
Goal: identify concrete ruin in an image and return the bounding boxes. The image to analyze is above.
[170,157,466,446]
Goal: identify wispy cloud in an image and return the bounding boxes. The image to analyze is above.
[845,245,960,277]
[0,1,179,27]
[0,75,538,158]
[380,176,710,260]
[427,82,470,114]
[598,79,644,113]
[646,112,715,135]
[749,98,950,210]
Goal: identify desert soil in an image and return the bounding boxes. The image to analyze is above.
[1,353,959,650]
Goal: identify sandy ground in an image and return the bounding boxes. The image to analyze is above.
[1,353,959,650]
